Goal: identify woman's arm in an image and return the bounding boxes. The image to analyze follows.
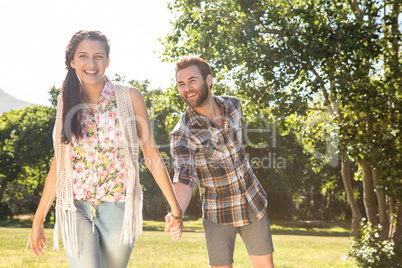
[30,154,57,256]
[129,87,182,237]
[165,182,192,240]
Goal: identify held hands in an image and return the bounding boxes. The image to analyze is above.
[30,222,47,256]
[164,212,183,241]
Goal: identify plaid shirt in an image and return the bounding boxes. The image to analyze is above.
[170,96,268,226]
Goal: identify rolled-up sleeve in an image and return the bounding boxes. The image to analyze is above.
[170,132,197,190]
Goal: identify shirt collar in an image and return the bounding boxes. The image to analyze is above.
[82,76,114,112]
[101,76,114,99]
[186,96,228,128]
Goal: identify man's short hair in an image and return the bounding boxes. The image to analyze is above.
[175,56,212,80]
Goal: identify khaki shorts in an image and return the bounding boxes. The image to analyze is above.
[202,206,274,266]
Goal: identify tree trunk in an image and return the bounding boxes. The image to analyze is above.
[0,176,7,203]
[392,202,402,266]
[358,159,379,226]
[372,168,389,240]
[341,160,362,237]
[388,196,396,238]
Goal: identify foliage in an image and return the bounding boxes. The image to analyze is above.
[0,202,11,220]
[349,220,395,268]
[48,85,60,109]
[161,0,401,186]
[240,104,348,220]
[0,86,56,215]
[161,0,401,265]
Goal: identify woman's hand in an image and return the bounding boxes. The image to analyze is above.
[164,213,183,241]
[30,222,47,256]
[29,154,57,256]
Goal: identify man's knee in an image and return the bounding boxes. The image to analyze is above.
[249,253,274,268]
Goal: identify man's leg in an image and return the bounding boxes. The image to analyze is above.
[249,254,274,268]
[238,207,274,268]
[203,218,237,268]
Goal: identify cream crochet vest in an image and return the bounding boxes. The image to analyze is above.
[53,82,143,257]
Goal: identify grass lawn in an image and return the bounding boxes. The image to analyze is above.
[0,218,357,267]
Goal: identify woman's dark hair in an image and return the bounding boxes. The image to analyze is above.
[61,30,110,143]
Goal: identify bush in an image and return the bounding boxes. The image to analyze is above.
[0,202,12,220]
[349,220,395,268]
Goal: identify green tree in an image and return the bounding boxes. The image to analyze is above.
[48,85,59,108]
[0,104,55,214]
[161,0,401,265]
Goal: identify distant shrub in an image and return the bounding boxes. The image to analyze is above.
[349,220,395,268]
[0,202,12,220]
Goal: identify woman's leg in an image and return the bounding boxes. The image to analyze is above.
[96,202,133,268]
[66,201,101,268]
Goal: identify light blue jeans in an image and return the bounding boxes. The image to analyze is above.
[66,200,133,268]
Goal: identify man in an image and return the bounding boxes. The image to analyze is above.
[168,56,274,268]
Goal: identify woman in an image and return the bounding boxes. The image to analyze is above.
[29,30,182,267]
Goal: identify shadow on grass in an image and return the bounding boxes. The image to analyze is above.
[270,221,351,237]
[0,218,54,228]
[144,225,205,233]
[142,219,204,233]
[142,220,352,237]
[270,228,350,237]
[0,217,351,237]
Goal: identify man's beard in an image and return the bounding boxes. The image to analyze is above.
[183,79,209,108]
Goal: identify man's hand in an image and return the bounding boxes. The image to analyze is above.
[165,213,183,241]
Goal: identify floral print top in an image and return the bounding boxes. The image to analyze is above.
[71,77,127,221]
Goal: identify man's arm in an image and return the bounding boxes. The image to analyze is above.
[166,130,197,240]
[169,131,197,208]
[174,182,193,216]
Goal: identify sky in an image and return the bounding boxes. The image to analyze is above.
[0,0,177,106]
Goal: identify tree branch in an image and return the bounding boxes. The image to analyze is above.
[306,108,326,111]
[347,0,364,19]
[260,27,285,36]
[305,60,334,114]
[285,0,294,10]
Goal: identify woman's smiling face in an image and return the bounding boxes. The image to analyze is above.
[70,39,110,88]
